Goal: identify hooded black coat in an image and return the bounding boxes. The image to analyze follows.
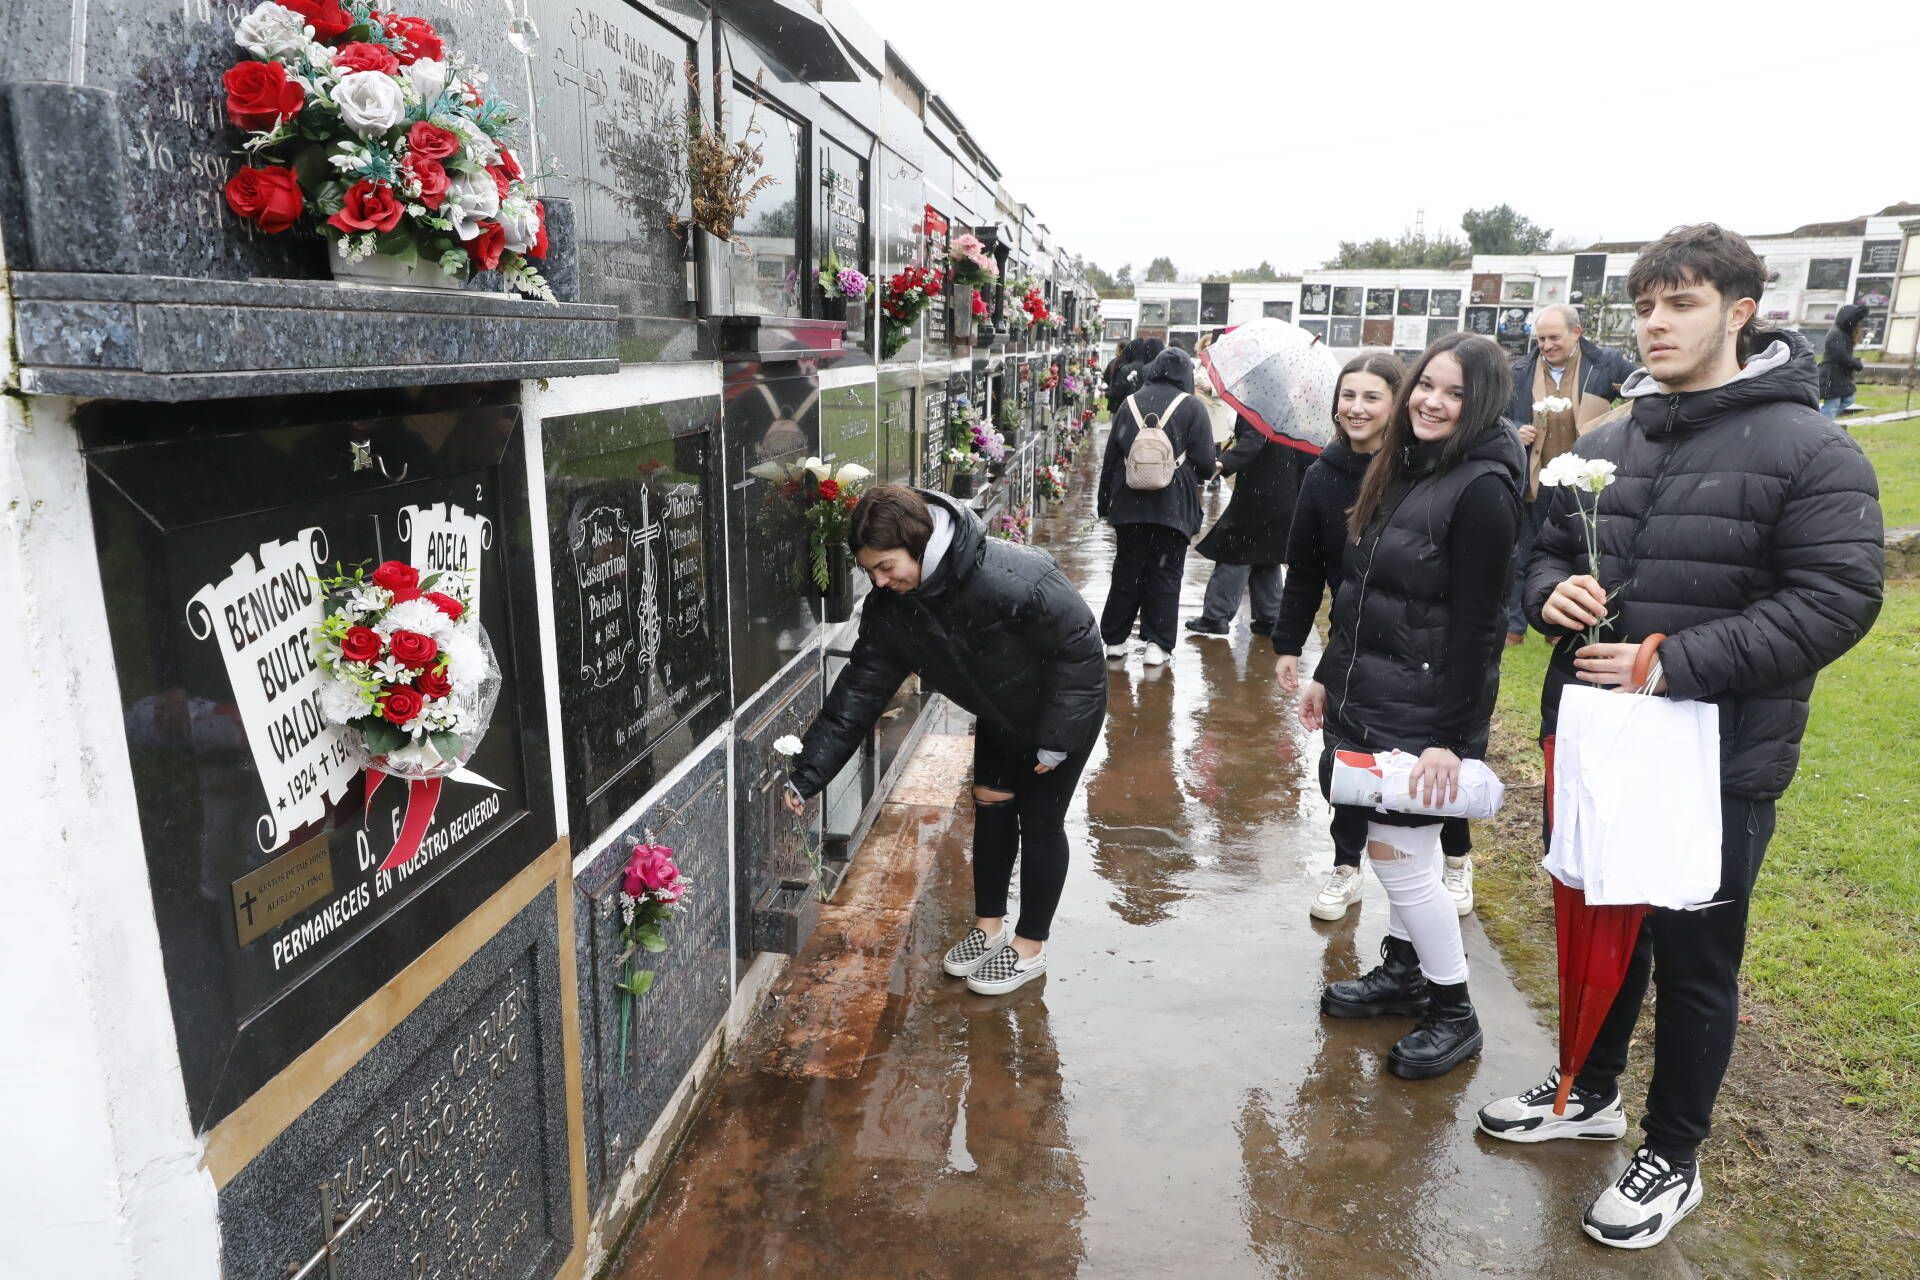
[1097,348,1219,538]
[1269,437,1373,656]
[1526,331,1884,800]
[788,490,1108,797]
[1818,303,1869,400]
[1195,416,1312,565]
[1320,421,1526,758]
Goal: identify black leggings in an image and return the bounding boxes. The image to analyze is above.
[970,720,1093,942]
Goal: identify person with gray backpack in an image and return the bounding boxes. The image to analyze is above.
[1096,346,1218,665]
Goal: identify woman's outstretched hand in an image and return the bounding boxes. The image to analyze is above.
[1300,680,1326,732]
[1409,747,1461,808]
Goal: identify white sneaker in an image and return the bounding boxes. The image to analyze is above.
[1444,855,1474,915]
[1477,1067,1628,1143]
[1583,1148,1703,1250]
[1142,643,1169,666]
[1309,865,1363,921]
[966,943,1047,995]
[942,924,1012,977]
[1104,642,1130,659]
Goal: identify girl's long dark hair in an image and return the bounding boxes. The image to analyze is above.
[1330,351,1407,446]
[1347,331,1512,541]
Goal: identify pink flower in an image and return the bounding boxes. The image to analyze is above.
[623,842,682,898]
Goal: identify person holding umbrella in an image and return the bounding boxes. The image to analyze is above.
[782,485,1108,995]
[1475,224,1883,1250]
[1301,331,1522,1079]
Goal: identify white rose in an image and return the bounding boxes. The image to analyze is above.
[444,168,502,240]
[235,2,310,59]
[332,70,407,138]
[405,58,448,106]
[772,735,803,757]
[498,196,542,254]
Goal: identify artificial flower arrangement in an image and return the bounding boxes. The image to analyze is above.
[1018,287,1051,330]
[880,264,947,358]
[613,841,689,1074]
[1537,453,1619,646]
[989,506,1032,544]
[948,233,999,288]
[795,457,873,590]
[222,0,553,298]
[1062,373,1084,400]
[771,735,828,899]
[996,394,1022,435]
[1041,365,1060,394]
[970,289,992,323]
[816,251,872,304]
[1036,462,1067,503]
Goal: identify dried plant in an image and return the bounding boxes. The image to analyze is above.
[669,62,778,242]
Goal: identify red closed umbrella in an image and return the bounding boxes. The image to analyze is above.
[1543,734,1651,1116]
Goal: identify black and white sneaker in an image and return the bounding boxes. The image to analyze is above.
[942,924,1011,977]
[1583,1148,1703,1250]
[965,944,1046,995]
[1477,1067,1628,1143]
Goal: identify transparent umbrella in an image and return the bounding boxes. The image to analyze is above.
[1197,317,1342,454]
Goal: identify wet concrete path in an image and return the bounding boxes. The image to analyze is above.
[612,441,1697,1279]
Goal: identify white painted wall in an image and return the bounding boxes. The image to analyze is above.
[1,256,222,1276]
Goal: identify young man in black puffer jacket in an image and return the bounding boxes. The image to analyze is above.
[1477,224,1885,1252]
[785,486,1107,996]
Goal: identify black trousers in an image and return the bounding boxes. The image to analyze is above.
[1573,792,1776,1162]
[1101,523,1188,649]
[1316,742,1473,868]
[970,719,1094,943]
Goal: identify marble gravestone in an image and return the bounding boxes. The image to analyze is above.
[877,374,916,487]
[544,395,729,845]
[83,392,556,1127]
[919,379,948,488]
[818,381,877,475]
[527,0,699,359]
[732,658,823,981]
[218,886,574,1280]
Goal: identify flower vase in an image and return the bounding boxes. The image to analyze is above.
[949,468,975,500]
[329,241,468,291]
[821,544,854,623]
[821,295,848,325]
[695,227,742,317]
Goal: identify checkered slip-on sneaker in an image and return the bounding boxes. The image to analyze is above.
[942,924,1012,978]
[965,944,1047,995]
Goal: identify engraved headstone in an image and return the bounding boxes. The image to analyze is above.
[920,381,948,486]
[819,382,877,473]
[722,365,821,698]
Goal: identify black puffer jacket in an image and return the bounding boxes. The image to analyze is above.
[1526,330,1884,799]
[789,490,1108,796]
[1819,303,1868,400]
[1196,416,1311,564]
[1320,421,1526,758]
[1097,348,1219,537]
[1270,438,1372,657]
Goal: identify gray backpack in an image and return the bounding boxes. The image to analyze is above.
[1123,392,1188,491]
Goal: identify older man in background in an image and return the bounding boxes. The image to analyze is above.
[1504,303,1639,644]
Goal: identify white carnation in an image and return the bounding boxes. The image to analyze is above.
[1537,453,1581,489]
[319,677,372,725]
[498,196,542,254]
[332,70,407,138]
[444,167,501,240]
[381,598,448,639]
[772,735,803,756]
[440,630,486,694]
[235,2,310,59]
[405,58,448,106]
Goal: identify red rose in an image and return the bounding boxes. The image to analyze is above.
[423,591,465,620]
[375,12,443,64]
[405,121,460,161]
[462,220,505,271]
[224,165,304,234]
[371,560,419,592]
[327,180,405,235]
[381,685,425,725]
[527,202,550,259]
[282,0,352,42]
[486,164,511,200]
[223,60,305,131]
[404,155,448,209]
[817,478,840,502]
[387,630,439,669]
[415,667,453,699]
[331,41,400,75]
[388,586,423,604]
[494,148,523,182]
[339,625,383,664]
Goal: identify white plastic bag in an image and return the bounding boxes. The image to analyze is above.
[1329,749,1506,820]
[1544,685,1722,909]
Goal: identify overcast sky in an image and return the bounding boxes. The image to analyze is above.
[867,0,1920,276]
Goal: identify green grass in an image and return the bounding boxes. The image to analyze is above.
[1855,416,1920,529]
[1848,383,1919,417]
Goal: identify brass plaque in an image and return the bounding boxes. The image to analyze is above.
[231,836,335,948]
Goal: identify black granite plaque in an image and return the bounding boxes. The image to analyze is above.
[920,381,950,486]
[924,206,951,346]
[1396,289,1428,316]
[1328,316,1362,347]
[722,363,822,699]
[1300,284,1331,315]
[545,397,729,845]
[1300,318,1328,342]
[1429,288,1463,317]
[1427,317,1458,340]
[572,744,731,1210]
[1572,253,1607,302]
[819,381,878,472]
[63,0,535,279]
[1170,297,1199,327]
[1365,288,1395,316]
[529,0,697,359]
[1807,258,1852,292]
[732,658,823,978]
[85,390,556,1128]
[1860,240,1900,274]
[1465,306,1498,336]
[219,885,572,1280]
[1331,287,1364,316]
[1200,282,1229,326]
[1262,300,1292,322]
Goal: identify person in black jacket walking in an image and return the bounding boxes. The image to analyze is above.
[1184,413,1309,638]
[1299,331,1522,1083]
[1097,346,1218,664]
[1477,225,1883,1252]
[784,486,1107,996]
[1818,301,1869,419]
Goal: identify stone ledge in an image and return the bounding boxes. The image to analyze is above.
[11,271,620,401]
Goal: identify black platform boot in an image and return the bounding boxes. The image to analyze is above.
[1387,980,1483,1079]
[1320,936,1430,1019]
